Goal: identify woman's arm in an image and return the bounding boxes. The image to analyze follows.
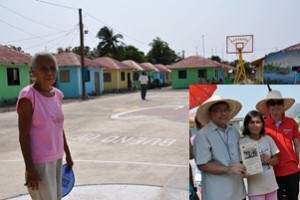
[198,162,246,176]
[260,153,279,166]
[63,130,74,168]
[18,98,40,190]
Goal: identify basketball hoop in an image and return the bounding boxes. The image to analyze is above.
[226,35,253,54]
[226,35,254,84]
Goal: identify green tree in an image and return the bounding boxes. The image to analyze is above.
[147,37,180,65]
[210,55,221,62]
[119,45,146,62]
[96,26,124,59]
[6,45,25,53]
[71,46,90,56]
[57,46,72,53]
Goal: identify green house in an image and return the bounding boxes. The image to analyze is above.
[169,56,229,89]
[0,45,31,104]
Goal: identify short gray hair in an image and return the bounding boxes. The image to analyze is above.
[30,52,57,70]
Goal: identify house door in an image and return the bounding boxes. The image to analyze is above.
[127,73,132,90]
[94,72,100,95]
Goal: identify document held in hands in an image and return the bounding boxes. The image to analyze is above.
[240,141,263,175]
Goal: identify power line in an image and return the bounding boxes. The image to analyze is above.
[0,18,52,43]
[0,28,78,43]
[34,0,151,50]
[34,0,150,49]
[35,0,77,10]
[23,27,78,51]
[83,11,149,48]
[2,0,159,54]
[47,27,79,52]
[0,3,63,31]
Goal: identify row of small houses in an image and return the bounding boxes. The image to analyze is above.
[0,44,235,102]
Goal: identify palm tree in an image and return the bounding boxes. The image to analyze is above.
[96,26,124,59]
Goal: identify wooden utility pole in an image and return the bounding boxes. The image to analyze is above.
[79,8,86,99]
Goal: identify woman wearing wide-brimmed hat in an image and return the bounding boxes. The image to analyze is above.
[256,90,300,200]
[193,95,247,200]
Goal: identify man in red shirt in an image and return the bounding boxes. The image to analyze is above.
[256,90,300,200]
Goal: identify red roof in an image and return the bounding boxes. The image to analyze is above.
[122,60,144,71]
[0,45,31,64]
[139,62,159,72]
[93,57,134,70]
[154,64,171,73]
[55,52,102,68]
[284,43,300,51]
[211,60,236,71]
[170,56,221,69]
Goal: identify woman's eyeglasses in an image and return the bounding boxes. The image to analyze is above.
[267,100,284,107]
[210,108,230,114]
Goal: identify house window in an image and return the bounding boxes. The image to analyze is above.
[198,69,207,78]
[133,72,139,81]
[178,70,187,79]
[7,68,20,86]
[85,69,90,82]
[82,68,90,82]
[60,70,70,83]
[121,72,125,81]
[104,73,112,82]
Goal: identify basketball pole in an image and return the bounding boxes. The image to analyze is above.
[233,49,248,84]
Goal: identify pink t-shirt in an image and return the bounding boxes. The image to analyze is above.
[17,85,64,164]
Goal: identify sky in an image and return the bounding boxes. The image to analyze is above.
[1,0,300,62]
[205,84,300,118]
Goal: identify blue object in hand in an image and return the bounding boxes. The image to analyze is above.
[61,164,75,197]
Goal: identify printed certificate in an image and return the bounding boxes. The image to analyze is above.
[240,141,263,175]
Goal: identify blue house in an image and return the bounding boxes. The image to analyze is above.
[251,43,300,84]
[55,52,105,98]
[139,63,159,84]
[153,64,171,85]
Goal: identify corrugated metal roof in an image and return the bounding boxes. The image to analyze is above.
[55,52,103,67]
[252,42,300,64]
[0,45,31,64]
[139,62,159,71]
[154,64,171,73]
[284,43,300,51]
[211,60,236,71]
[93,57,134,70]
[122,60,144,71]
[170,56,220,69]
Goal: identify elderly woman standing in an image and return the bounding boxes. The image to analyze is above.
[17,52,73,200]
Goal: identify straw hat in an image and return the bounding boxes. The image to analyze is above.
[255,90,295,115]
[196,95,242,125]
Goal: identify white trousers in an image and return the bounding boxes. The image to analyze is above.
[27,158,62,200]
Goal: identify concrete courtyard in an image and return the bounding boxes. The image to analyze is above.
[0,87,189,200]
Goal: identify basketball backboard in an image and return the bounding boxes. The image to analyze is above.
[226,35,253,54]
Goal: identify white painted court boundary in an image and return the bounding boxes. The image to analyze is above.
[6,184,189,200]
[110,105,184,119]
[0,159,187,168]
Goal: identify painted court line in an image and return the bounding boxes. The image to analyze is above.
[0,159,187,168]
[110,105,184,119]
